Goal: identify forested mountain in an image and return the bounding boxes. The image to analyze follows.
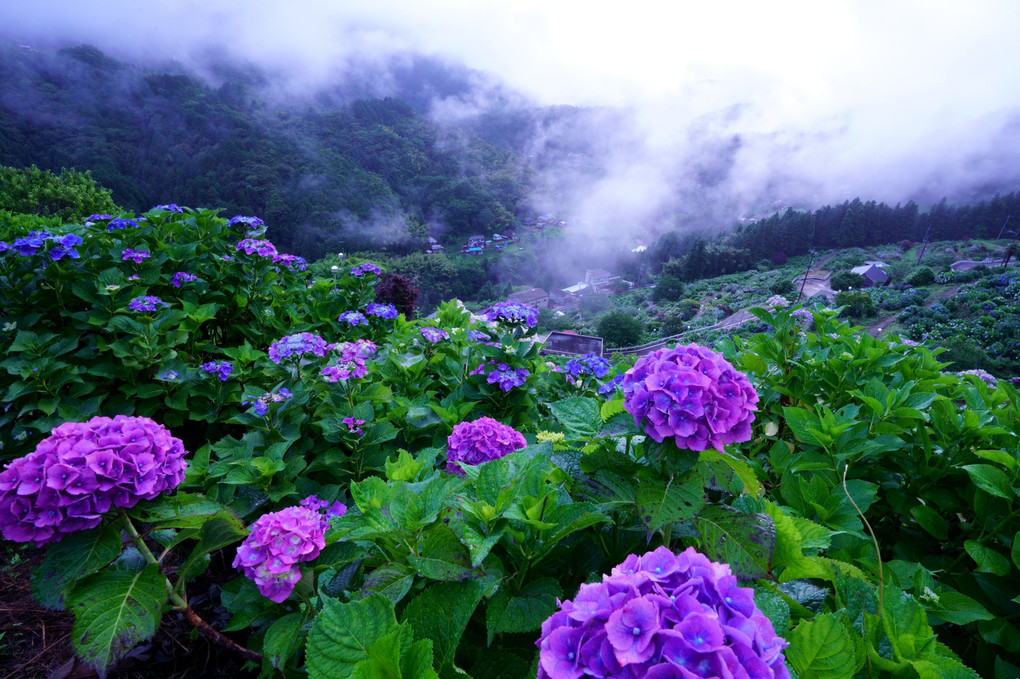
[0,42,528,258]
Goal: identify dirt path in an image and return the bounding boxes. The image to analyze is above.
[866,284,962,338]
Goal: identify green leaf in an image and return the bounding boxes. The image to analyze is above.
[911,504,948,541]
[408,525,475,581]
[698,449,762,495]
[129,494,239,529]
[401,580,485,678]
[1012,533,1020,570]
[964,540,1012,576]
[752,584,791,636]
[67,564,168,677]
[695,505,775,580]
[175,515,249,586]
[926,590,995,625]
[635,474,705,534]
[307,594,399,679]
[787,612,863,679]
[962,464,1013,499]
[548,397,602,438]
[486,578,562,645]
[362,563,416,605]
[262,612,306,671]
[783,407,824,446]
[32,524,123,610]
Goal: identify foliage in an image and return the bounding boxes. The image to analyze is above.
[597,311,644,347]
[906,265,936,286]
[834,290,877,317]
[830,270,866,291]
[0,164,119,223]
[651,273,684,302]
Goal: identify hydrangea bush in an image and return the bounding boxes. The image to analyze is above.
[445,416,527,475]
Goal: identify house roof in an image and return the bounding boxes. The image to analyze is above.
[508,288,548,304]
[851,264,890,283]
[541,331,604,357]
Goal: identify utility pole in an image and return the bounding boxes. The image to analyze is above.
[915,219,934,266]
[996,214,1012,240]
[796,251,815,303]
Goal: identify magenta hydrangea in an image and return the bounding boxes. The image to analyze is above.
[622,344,758,452]
[320,340,376,383]
[268,332,329,364]
[446,417,527,476]
[536,546,789,679]
[232,504,329,603]
[0,416,188,547]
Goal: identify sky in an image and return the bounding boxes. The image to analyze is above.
[4,1,1020,225]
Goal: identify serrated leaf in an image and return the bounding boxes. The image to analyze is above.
[402,580,485,678]
[962,464,1013,499]
[175,515,249,587]
[486,577,562,644]
[752,584,791,636]
[635,474,705,534]
[352,625,409,679]
[600,397,625,422]
[33,524,123,610]
[262,612,305,671]
[408,525,475,581]
[67,564,167,678]
[362,563,416,604]
[131,494,238,529]
[549,397,602,439]
[964,540,1012,576]
[787,612,863,679]
[307,594,398,679]
[698,449,762,495]
[695,505,775,580]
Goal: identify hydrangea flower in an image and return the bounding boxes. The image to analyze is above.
[536,546,789,679]
[299,494,347,518]
[366,303,398,319]
[958,368,997,385]
[598,374,625,397]
[320,340,375,382]
[0,241,11,253]
[12,231,52,256]
[152,204,183,212]
[468,330,491,342]
[158,369,179,382]
[242,388,293,416]
[268,333,329,364]
[171,271,198,288]
[121,249,151,263]
[272,253,307,271]
[565,353,612,379]
[48,233,84,261]
[86,214,113,222]
[482,301,539,327]
[0,416,188,546]
[200,360,233,381]
[232,504,327,603]
[128,296,170,313]
[338,311,368,327]
[486,363,530,391]
[107,218,139,231]
[235,239,278,258]
[228,215,265,230]
[765,295,790,308]
[342,417,365,435]
[350,262,381,277]
[446,417,527,476]
[622,344,758,452]
[420,327,448,343]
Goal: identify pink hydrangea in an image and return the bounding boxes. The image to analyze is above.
[0,416,188,546]
[622,344,758,452]
[446,417,527,476]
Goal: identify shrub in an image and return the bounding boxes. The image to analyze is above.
[834,289,876,316]
[905,265,936,286]
[830,270,866,291]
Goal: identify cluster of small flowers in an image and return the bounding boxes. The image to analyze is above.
[482,301,539,327]
[446,417,527,476]
[272,253,307,271]
[366,303,398,319]
[242,388,293,416]
[536,546,789,679]
[468,330,491,342]
[622,344,758,452]
[486,363,530,391]
[171,271,198,288]
[765,295,790,308]
[1,231,84,260]
[200,360,233,381]
[268,332,329,364]
[235,239,278,258]
[0,416,188,546]
[957,368,997,385]
[790,308,813,324]
[350,262,381,277]
[320,340,376,382]
[342,417,365,435]
[129,296,170,313]
[121,248,150,264]
[420,327,449,343]
[228,215,265,230]
[565,353,612,379]
[232,500,339,603]
[107,218,142,231]
[158,369,179,381]
[338,311,368,326]
[152,204,183,212]
[598,374,625,397]
[86,214,114,222]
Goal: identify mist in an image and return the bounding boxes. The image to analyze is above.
[4,0,1020,262]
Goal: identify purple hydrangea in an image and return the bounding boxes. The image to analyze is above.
[482,301,539,327]
[486,363,530,391]
[152,204,183,212]
[366,303,399,320]
[565,353,612,379]
[0,416,188,547]
[468,330,491,342]
[121,249,151,264]
[158,369,179,382]
[420,327,449,343]
[765,295,790,309]
[12,231,52,256]
[623,345,758,452]
[171,271,198,288]
[268,333,329,364]
[338,311,368,327]
[242,388,293,416]
[107,218,140,231]
[536,546,789,679]
[128,296,170,313]
[958,368,997,385]
[232,505,327,603]
[86,214,113,222]
[272,253,307,271]
[350,262,381,277]
[228,215,265,230]
[300,494,348,518]
[46,233,84,261]
[446,417,527,476]
[342,417,365,435]
[0,241,11,253]
[235,238,278,258]
[598,374,625,397]
[320,340,375,383]
[199,360,233,381]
